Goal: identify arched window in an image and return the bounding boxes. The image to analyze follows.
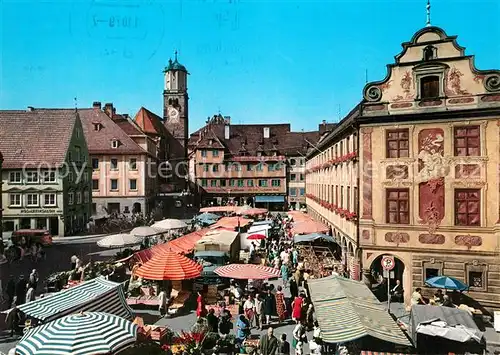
[423,45,437,61]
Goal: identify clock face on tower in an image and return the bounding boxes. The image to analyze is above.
[168,107,180,122]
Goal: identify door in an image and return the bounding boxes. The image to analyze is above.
[49,217,59,236]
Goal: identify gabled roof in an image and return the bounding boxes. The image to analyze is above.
[0,109,78,169]
[133,107,168,136]
[76,109,147,155]
[113,115,144,136]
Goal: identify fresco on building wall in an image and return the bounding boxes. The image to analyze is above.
[417,129,446,234]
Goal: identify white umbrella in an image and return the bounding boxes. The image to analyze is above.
[130,226,158,237]
[97,233,143,248]
[152,219,187,232]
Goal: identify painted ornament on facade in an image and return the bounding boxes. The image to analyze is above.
[448,67,469,96]
[393,71,413,102]
[417,129,447,236]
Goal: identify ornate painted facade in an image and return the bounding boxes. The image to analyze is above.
[306,26,500,309]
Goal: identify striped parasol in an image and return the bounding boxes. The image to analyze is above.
[16,311,137,355]
[134,251,203,280]
[214,264,281,280]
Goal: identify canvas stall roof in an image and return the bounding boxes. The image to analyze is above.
[199,230,239,246]
[308,276,411,346]
[18,277,133,322]
[293,233,335,244]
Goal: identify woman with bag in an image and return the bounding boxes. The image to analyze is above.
[292,322,307,350]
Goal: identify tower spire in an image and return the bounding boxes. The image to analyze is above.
[426,0,431,27]
[174,50,178,61]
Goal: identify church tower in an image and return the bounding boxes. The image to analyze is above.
[163,51,189,155]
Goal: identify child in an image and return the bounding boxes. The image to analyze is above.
[279,334,290,355]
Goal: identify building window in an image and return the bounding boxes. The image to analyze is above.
[212,150,219,157]
[386,129,409,158]
[465,263,487,292]
[210,180,217,187]
[92,179,99,190]
[247,164,253,171]
[290,159,296,166]
[9,172,21,183]
[233,164,241,171]
[84,191,89,203]
[44,193,56,206]
[203,164,209,172]
[68,171,74,182]
[420,76,440,99]
[454,126,480,157]
[9,194,21,207]
[110,179,118,191]
[353,187,358,214]
[92,158,99,170]
[110,158,118,170]
[247,180,254,187]
[340,186,344,209]
[68,151,72,162]
[26,193,39,207]
[268,164,275,172]
[201,150,207,157]
[212,164,219,172]
[272,180,281,187]
[93,123,103,131]
[201,179,207,187]
[335,186,338,205]
[256,164,263,172]
[220,180,226,187]
[347,186,350,211]
[129,179,137,190]
[423,45,437,61]
[290,174,296,181]
[75,146,81,162]
[340,141,344,156]
[469,271,483,288]
[299,188,305,196]
[300,174,304,181]
[455,189,480,226]
[111,139,120,149]
[289,188,297,196]
[422,261,443,283]
[258,179,268,187]
[76,192,82,204]
[68,192,74,205]
[129,158,137,170]
[25,171,39,183]
[230,179,236,187]
[42,171,57,183]
[386,188,409,224]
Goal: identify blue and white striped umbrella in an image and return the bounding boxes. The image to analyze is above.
[425,275,469,291]
[16,312,137,355]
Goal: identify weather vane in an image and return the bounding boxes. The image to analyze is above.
[426,0,431,27]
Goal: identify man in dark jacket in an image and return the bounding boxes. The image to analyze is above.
[259,327,279,355]
[15,275,27,305]
[6,275,16,307]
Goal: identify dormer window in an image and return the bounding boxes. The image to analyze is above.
[420,76,440,99]
[93,123,103,131]
[111,139,120,149]
[423,45,437,61]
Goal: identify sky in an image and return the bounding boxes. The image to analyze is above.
[1,0,499,133]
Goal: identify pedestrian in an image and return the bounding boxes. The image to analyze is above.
[196,291,207,318]
[291,248,299,269]
[278,333,290,355]
[291,293,304,323]
[70,254,78,270]
[292,322,307,351]
[219,308,232,335]
[254,293,264,330]
[289,278,298,300]
[236,314,250,344]
[15,275,27,306]
[263,289,276,325]
[206,308,219,332]
[306,304,314,330]
[25,285,35,303]
[259,326,279,355]
[5,304,19,337]
[243,295,255,327]
[6,276,16,308]
[280,263,289,288]
[29,269,39,290]
[158,289,167,317]
[275,286,287,323]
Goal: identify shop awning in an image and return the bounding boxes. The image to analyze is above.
[293,232,335,244]
[255,195,285,203]
[308,276,412,346]
[18,277,133,322]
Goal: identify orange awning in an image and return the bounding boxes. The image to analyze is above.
[236,207,268,216]
[211,216,252,229]
[292,220,329,235]
[134,251,203,280]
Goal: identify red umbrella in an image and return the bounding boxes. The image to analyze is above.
[214,264,281,280]
[247,233,266,240]
[134,251,202,280]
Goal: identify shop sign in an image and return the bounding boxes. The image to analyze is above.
[20,209,62,214]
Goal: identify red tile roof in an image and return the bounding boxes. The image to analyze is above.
[77,108,147,155]
[133,107,168,136]
[113,116,144,136]
[0,109,78,169]
[188,114,321,157]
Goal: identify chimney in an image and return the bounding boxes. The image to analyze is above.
[263,127,270,139]
[104,103,113,117]
[224,116,231,124]
[26,106,34,112]
[322,119,326,125]
[93,101,102,110]
[224,125,230,140]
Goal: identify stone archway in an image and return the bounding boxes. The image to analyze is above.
[368,252,408,303]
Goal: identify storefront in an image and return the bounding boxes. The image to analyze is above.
[254,195,286,211]
[2,208,64,236]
